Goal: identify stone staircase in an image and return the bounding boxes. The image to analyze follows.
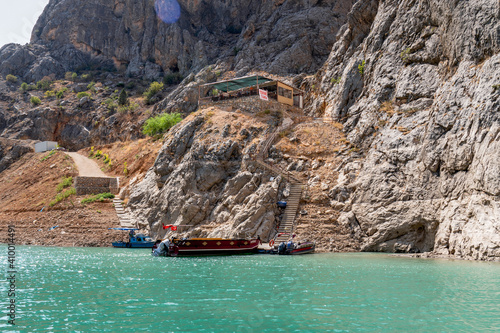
[113,198,136,229]
[274,183,303,243]
[253,117,304,244]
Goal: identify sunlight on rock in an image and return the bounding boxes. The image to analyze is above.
[155,0,181,24]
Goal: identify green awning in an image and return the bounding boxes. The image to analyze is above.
[210,75,272,93]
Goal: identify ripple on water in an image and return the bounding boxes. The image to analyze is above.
[4,248,500,332]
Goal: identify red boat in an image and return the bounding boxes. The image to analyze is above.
[152,238,260,257]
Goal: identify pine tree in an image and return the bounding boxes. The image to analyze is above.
[118,89,128,106]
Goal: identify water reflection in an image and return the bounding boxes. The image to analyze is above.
[155,0,181,24]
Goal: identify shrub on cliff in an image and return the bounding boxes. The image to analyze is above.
[6,74,18,83]
[36,77,52,91]
[77,91,90,99]
[142,112,182,137]
[143,81,164,104]
[30,96,41,106]
[44,90,56,98]
[163,73,183,85]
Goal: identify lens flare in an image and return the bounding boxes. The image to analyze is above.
[155,0,181,24]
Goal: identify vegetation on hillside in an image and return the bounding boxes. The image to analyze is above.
[81,192,115,204]
[142,112,182,137]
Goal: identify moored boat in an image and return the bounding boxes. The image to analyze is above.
[267,239,315,255]
[152,238,260,257]
[110,228,155,248]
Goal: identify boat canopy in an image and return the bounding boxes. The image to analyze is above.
[108,228,138,231]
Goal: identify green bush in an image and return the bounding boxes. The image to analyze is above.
[400,48,411,63]
[50,187,76,206]
[87,81,96,92]
[118,102,139,114]
[330,77,341,85]
[44,90,56,98]
[6,74,18,83]
[358,60,366,76]
[36,78,52,91]
[163,73,183,85]
[142,112,182,137]
[20,82,28,91]
[71,72,78,82]
[104,98,118,113]
[81,73,92,81]
[40,150,56,161]
[56,87,67,99]
[30,96,41,106]
[81,192,115,204]
[143,81,164,104]
[56,176,73,192]
[77,91,90,99]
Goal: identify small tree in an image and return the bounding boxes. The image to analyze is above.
[20,82,28,92]
[30,96,41,106]
[6,74,18,83]
[36,77,52,91]
[71,72,78,82]
[118,89,128,106]
[143,81,164,105]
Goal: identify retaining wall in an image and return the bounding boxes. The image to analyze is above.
[74,176,119,195]
[200,95,300,114]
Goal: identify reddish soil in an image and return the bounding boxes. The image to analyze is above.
[0,141,161,247]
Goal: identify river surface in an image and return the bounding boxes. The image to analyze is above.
[1,246,499,332]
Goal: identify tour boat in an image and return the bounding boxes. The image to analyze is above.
[270,240,316,255]
[152,238,261,257]
[110,228,155,248]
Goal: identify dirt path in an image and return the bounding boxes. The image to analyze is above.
[65,152,109,177]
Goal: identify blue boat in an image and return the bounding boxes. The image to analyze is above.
[109,228,155,248]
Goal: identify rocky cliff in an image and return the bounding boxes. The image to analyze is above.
[309,0,500,260]
[0,0,355,82]
[128,108,284,240]
[1,0,499,260]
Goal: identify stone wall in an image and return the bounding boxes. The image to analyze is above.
[200,95,300,114]
[74,176,119,195]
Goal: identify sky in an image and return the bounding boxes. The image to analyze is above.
[0,0,50,48]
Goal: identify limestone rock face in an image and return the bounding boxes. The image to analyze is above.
[314,0,500,260]
[0,139,33,173]
[0,0,356,81]
[128,110,282,241]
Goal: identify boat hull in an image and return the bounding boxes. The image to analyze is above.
[167,238,260,257]
[290,244,315,255]
[112,241,155,248]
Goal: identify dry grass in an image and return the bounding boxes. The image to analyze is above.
[380,101,395,116]
[397,126,410,135]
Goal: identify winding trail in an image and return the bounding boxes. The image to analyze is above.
[65,152,108,177]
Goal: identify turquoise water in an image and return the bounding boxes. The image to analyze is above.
[1,247,500,332]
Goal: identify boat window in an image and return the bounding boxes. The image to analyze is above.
[137,238,142,241]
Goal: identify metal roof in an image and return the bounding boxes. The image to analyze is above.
[202,75,272,93]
